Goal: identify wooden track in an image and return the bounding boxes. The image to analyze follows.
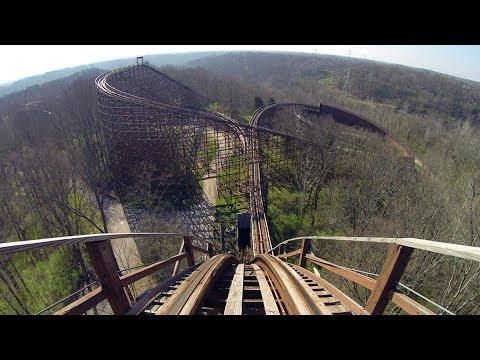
[2,64,479,315]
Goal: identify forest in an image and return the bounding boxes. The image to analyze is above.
[0,51,479,314]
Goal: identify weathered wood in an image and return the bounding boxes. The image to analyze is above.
[158,255,234,315]
[293,265,367,315]
[0,233,177,256]
[276,248,302,259]
[183,236,195,267]
[180,258,231,315]
[0,233,219,256]
[279,259,333,315]
[306,253,376,290]
[298,239,311,268]
[255,255,332,315]
[191,244,210,255]
[366,244,414,315]
[271,236,480,263]
[224,264,244,315]
[54,287,107,315]
[172,241,185,276]
[389,291,435,315]
[120,253,187,287]
[307,254,434,315]
[251,264,279,315]
[126,265,197,315]
[85,241,130,314]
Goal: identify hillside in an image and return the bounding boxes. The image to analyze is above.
[0,51,225,98]
[189,52,480,123]
[0,53,479,315]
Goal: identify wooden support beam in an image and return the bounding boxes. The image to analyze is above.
[54,287,107,315]
[276,248,302,259]
[120,253,187,287]
[306,253,376,290]
[172,241,185,276]
[85,241,130,315]
[207,243,214,258]
[365,244,413,315]
[389,291,435,315]
[183,236,195,267]
[298,239,311,268]
[191,245,210,255]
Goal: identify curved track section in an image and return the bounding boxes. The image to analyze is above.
[253,103,412,158]
[252,255,356,315]
[96,63,417,277]
[154,254,237,315]
[96,64,247,207]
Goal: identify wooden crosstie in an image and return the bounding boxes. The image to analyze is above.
[1,64,478,315]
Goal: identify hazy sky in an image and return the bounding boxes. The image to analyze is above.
[0,45,479,84]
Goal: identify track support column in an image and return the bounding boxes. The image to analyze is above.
[365,244,413,315]
[85,241,130,314]
[298,239,311,268]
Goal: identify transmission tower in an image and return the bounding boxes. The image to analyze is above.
[343,49,352,94]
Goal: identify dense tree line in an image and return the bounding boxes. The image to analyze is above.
[1,52,479,314]
[191,52,480,124]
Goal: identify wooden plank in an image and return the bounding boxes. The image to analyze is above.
[251,264,280,315]
[366,244,413,315]
[276,248,302,259]
[298,239,311,268]
[224,264,244,315]
[191,245,210,255]
[172,241,185,276]
[306,253,376,290]
[389,291,435,315]
[126,265,197,315]
[85,241,130,314]
[157,255,233,315]
[54,287,107,315]
[293,265,367,315]
[271,236,480,263]
[183,236,195,267]
[180,258,231,315]
[254,256,308,314]
[120,253,187,286]
[278,258,333,315]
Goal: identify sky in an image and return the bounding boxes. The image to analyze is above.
[0,45,479,85]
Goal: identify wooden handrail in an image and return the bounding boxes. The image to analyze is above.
[54,287,107,315]
[36,234,215,315]
[120,252,188,287]
[277,248,302,259]
[303,253,434,315]
[0,232,220,256]
[271,236,480,263]
[305,254,376,290]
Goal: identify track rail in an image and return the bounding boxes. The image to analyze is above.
[6,62,468,315]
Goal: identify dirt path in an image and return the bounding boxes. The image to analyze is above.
[104,198,150,297]
[202,132,228,205]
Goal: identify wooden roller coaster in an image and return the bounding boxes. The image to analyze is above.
[2,61,479,315]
